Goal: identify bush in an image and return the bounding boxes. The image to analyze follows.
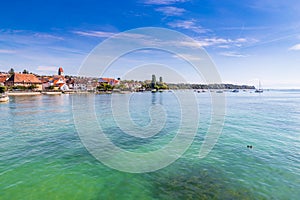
[47,85,55,90]
[0,85,6,93]
[11,85,38,91]
[97,83,114,91]
[12,85,27,90]
[28,85,37,90]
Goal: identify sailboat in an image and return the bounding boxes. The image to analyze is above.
[255,81,263,93]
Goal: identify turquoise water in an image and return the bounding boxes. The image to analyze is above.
[1,91,300,199]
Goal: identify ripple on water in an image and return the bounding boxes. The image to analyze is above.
[1,92,300,199]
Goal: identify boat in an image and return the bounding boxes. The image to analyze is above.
[0,93,9,102]
[232,89,239,93]
[255,81,263,93]
[42,91,62,95]
[151,89,157,93]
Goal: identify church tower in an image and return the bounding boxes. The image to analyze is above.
[58,67,64,76]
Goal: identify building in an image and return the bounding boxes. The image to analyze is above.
[39,76,52,90]
[58,67,64,76]
[54,67,67,90]
[98,77,120,86]
[159,76,163,83]
[52,75,66,87]
[5,73,42,90]
[0,74,9,86]
[41,67,68,91]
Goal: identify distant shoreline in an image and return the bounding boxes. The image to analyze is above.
[5,89,300,97]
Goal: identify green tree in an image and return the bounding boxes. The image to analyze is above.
[8,68,14,76]
[28,85,37,90]
[22,69,29,74]
[159,84,168,90]
[115,84,127,90]
[0,85,6,93]
[97,83,114,91]
[159,76,163,83]
[47,85,55,90]
[151,74,156,89]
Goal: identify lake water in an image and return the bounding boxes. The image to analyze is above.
[1,91,300,199]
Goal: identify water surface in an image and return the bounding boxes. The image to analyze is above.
[1,91,299,199]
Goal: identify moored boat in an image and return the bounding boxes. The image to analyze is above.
[42,91,62,95]
[255,81,263,93]
[0,93,9,102]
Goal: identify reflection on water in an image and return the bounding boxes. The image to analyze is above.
[151,92,164,105]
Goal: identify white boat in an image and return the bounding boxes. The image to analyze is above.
[42,91,62,95]
[255,81,263,93]
[0,93,9,102]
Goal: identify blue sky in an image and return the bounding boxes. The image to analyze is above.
[0,0,300,88]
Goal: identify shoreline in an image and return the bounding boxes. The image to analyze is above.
[7,89,296,97]
[8,92,41,96]
[5,89,254,96]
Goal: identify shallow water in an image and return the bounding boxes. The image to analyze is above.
[1,91,299,199]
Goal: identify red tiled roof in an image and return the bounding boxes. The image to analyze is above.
[0,74,8,83]
[39,76,51,83]
[99,78,120,84]
[7,73,42,84]
[58,67,64,72]
[53,75,65,80]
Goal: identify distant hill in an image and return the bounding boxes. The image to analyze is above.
[168,83,255,90]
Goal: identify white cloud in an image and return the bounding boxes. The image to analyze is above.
[33,33,64,40]
[155,6,186,16]
[74,28,255,51]
[73,30,152,41]
[289,44,300,51]
[218,45,230,49]
[235,38,247,43]
[144,0,189,5]
[168,20,209,34]
[201,38,229,46]
[72,30,163,54]
[73,31,116,38]
[201,37,255,48]
[0,29,25,34]
[167,19,258,48]
[177,40,202,48]
[219,51,249,57]
[121,33,153,40]
[169,37,253,49]
[0,49,16,54]
[173,53,202,61]
[36,66,58,72]
[178,38,244,48]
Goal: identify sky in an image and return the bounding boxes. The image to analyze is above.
[0,0,300,88]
